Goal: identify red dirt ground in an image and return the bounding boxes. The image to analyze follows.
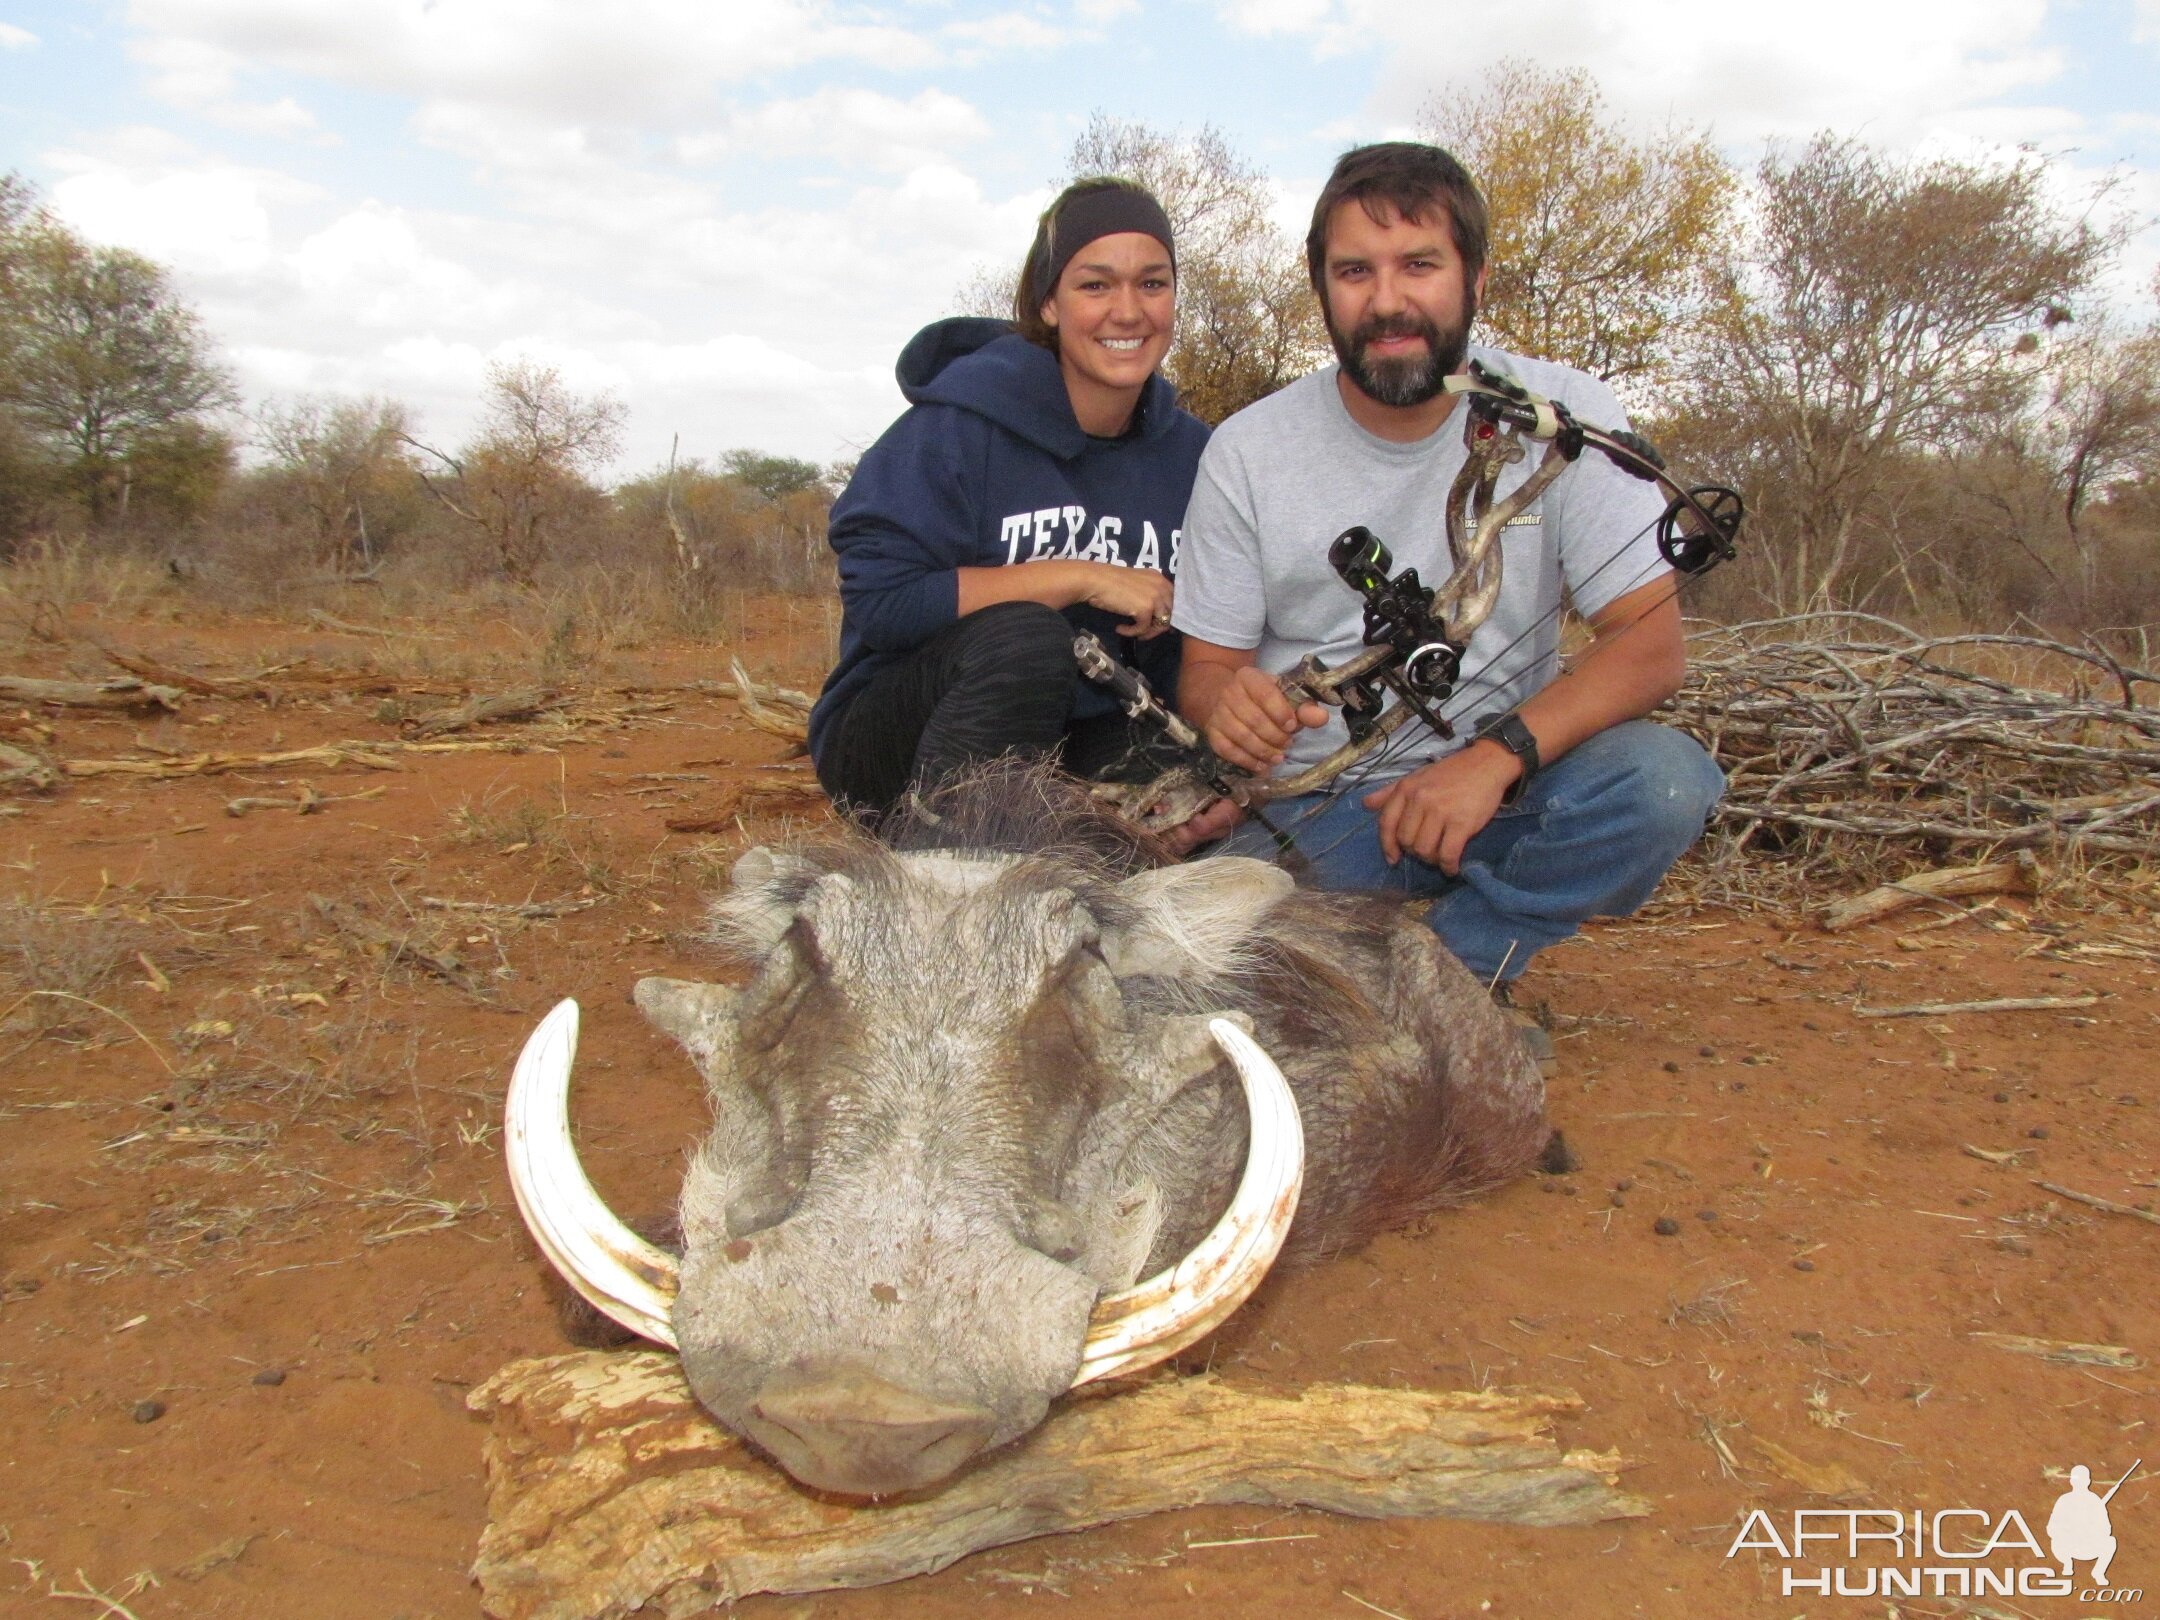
[2,604,2155,1620]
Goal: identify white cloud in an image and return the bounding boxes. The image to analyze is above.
[46,140,319,276]
[678,88,990,174]
[1214,0,1333,34]
[125,0,943,125]
[1218,0,2063,150]
[945,10,1072,53]
[128,31,322,138]
[1072,0,1138,20]
[2136,0,2160,46]
[30,120,1054,471]
[0,21,37,49]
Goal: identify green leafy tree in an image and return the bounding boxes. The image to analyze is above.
[1421,60,1734,385]
[1,212,235,525]
[720,448,827,503]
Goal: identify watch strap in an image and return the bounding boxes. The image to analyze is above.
[1473,711,1540,804]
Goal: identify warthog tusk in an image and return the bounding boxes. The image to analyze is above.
[505,1000,679,1348]
[506,1007,1302,1380]
[1070,1017,1304,1386]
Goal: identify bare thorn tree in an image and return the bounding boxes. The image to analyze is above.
[258,394,416,576]
[1686,136,2117,613]
[406,359,625,583]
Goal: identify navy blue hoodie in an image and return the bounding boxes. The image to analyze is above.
[807,317,1210,766]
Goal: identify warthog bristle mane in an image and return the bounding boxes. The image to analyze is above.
[882,758,1167,873]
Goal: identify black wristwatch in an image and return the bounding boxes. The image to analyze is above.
[1472,711,1541,804]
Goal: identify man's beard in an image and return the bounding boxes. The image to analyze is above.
[1329,300,1474,408]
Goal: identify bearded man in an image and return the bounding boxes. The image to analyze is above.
[1171,141,1724,1009]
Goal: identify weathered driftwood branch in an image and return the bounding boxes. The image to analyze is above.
[224,785,387,817]
[66,742,404,779]
[60,737,541,780]
[468,1351,1647,1619]
[405,688,567,739]
[727,657,811,745]
[420,895,599,919]
[1971,1333,2142,1370]
[305,608,447,641]
[2032,1179,2160,1228]
[1818,852,2041,931]
[0,674,185,711]
[98,645,271,700]
[1854,994,2101,1019]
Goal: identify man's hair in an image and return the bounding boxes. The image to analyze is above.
[1013,176,1171,351]
[1304,142,1488,296]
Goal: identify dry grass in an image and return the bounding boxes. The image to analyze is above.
[0,539,179,651]
[0,899,149,1037]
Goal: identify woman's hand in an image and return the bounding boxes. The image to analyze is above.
[1073,563,1175,639]
[954,561,1174,637]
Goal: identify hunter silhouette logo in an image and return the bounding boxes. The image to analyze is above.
[2050,1459,2138,1587]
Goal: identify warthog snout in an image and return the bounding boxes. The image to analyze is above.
[744,1363,1000,1497]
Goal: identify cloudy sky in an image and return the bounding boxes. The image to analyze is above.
[4,0,2157,478]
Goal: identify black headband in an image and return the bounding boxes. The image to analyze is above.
[1031,188,1176,300]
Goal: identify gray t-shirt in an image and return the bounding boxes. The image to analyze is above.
[1174,344,1671,781]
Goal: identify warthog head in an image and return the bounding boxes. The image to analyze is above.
[508,779,1310,1497]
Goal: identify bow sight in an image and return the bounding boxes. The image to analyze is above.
[1081,360,1745,839]
[1327,524,1463,742]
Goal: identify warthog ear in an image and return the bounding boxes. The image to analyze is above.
[1101,858,1294,981]
[634,977,741,1074]
[708,846,822,955]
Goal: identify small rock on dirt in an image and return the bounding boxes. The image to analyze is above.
[251,1368,287,1387]
[2028,1126,2050,1139]
[1792,1258,1816,1272]
[132,1399,167,1424]
[1653,1217,1680,1237]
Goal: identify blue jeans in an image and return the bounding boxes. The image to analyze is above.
[1216,720,1724,984]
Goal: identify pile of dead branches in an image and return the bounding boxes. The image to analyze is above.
[1666,612,2160,908]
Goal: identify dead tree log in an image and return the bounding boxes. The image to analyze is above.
[468,1351,1647,1619]
[1818,852,2041,931]
[0,675,184,712]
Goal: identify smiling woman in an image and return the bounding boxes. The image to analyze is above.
[807,178,1211,824]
